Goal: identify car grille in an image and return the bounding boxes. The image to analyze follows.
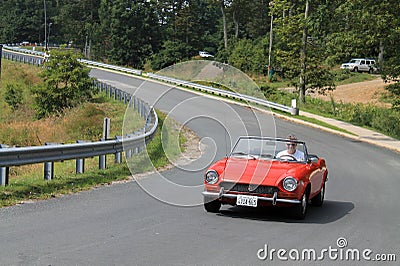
[220,182,278,195]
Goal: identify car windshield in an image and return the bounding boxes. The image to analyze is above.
[349,59,359,64]
[230,137,307,162]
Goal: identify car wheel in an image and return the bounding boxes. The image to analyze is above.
[204,199,221,213]
[311,183,325,207]
[368,68,373,74]
[292,190,309,220]
[353,67,358,72]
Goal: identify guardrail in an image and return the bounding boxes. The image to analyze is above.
[0,79,158,186]
[0,47,298,184]
[78,59,142,76]
[1,45,45,66]
[146,73,299,115]
[2,46,297,114]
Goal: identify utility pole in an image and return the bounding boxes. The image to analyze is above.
[44,0,47,51]
[299,0,309,103]
[268,1,274,81]
[47,23,52,49]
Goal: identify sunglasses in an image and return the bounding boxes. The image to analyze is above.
[286,143,297,147]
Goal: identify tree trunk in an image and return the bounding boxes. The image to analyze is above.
[233,11,239,40]
[378,39,384,67]
[299,0,309,104]
[221,1,228,49]
[268,13,273,71]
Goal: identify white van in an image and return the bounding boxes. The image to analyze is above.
[340,58,377,73]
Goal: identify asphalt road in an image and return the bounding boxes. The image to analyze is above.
[0,68,398,265]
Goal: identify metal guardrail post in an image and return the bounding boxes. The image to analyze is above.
[44,142,59,180]
[125,134,135,159]
[125,149,132,159]
[76,157,85,174]
[99,152,106,170]
[75,140,90,174]
[115,136,122,164]
[124,93,130,105]
[291,99,299,115]
[103,118,110,140]
[0,144,9,186]
[44,161,54,181]
[99,118,111,170]
[0,166,9,186]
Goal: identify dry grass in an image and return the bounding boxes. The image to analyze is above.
[1,60,144,180]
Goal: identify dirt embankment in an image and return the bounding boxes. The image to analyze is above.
[309,77,390,106]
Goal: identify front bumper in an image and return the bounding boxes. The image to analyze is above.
[202,187,301,206]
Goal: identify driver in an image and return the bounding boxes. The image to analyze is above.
[277,134,305,161]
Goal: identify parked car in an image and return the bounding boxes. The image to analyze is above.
[340,58,377,73]
[199,51,214,58]
[202,136,328,219]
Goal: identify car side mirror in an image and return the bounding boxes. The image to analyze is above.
[307,154,319,164]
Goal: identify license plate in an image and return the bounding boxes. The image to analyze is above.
[236,195,258,207]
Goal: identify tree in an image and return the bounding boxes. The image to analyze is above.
[55,0,101,52]
[98,0,161,68]
[0,0,44,43]
[32,50,94,118]
[271,0,335,103]
[150,40,192,70]
[381,23,400,111]
[228,38,268,74]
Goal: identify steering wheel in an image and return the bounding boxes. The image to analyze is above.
[278,154,297,161]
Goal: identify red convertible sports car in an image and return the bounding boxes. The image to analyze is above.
[202,136,328,219]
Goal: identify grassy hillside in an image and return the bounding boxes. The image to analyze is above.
[0,60,143,146]
[0,60,187,207]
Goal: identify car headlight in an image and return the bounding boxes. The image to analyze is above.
[283,176,297,192]
[205,170,219,184]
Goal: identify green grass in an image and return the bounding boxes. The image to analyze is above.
[332,69,379,85]
[0,111,186,207]
[0,60,186,207]
[0,161,132,206]
[295,115,356,136]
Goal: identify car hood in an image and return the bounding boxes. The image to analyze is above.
[341,63,354,67]
[220,158,306,186]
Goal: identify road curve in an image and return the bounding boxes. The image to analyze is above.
[0,68,398,265]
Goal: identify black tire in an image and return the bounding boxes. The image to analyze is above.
[368,68,373,74]
[311,183,325,207]
[292,190,309,220]
[204,199,221,213]
[353,67,358,72]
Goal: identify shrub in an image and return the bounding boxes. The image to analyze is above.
[32,49,94,118]
[370,109,400,139]
[4,83,23,110]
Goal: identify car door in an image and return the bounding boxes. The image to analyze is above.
[359,59,367,72]
[308,161,324,196]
